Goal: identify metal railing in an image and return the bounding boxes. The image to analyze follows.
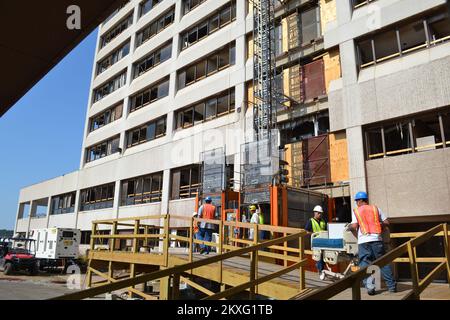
[53,214,308,300]
[292,223,450,300]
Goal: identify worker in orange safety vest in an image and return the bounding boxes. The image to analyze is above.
[197,196,217,255]
[349,191,397,295]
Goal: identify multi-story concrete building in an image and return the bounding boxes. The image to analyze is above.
[34,0,450,256]
[14,0,345,252]
[325,0,450,232]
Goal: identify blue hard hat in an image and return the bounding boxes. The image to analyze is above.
[354,191,368,201]
[205,196,212,202]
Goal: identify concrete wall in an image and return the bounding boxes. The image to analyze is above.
[330,42,450,132]
[366,148,450,218]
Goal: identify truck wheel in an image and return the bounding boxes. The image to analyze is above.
[4,262,13,275]
[29,265,38,276]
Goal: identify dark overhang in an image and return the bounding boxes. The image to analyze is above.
[0,0,125,117]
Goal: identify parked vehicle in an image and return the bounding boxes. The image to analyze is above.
[30,228,81,272]
[0,237,38,275]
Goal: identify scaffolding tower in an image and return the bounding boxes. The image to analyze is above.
[252,0,278,142]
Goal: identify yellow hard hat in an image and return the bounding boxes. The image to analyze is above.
[249,205,257,211]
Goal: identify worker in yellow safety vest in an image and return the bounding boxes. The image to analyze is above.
[249,204,265,240]
[349,191,397,295]
[305,205,327,275]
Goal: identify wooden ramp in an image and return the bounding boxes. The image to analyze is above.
[51,216,449,300]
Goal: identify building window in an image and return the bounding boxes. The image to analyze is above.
[120,172,163,206]
[133,42,172,79]
[171,165,201,200]
[180,1,236,50]
[175,88,235,129]
[97,41,130,76]
[103,1,130,25]
[139,0,163,18]
[136,8,175,47]
[126,116,166,148]
[352,0,378,9]
[129,77,170,113]
[79,183,115,211]
[178,42,235,89]
[50,192,76,215]
[357,8,450,69]
[100,13,133,49]
[86,135,121,163]
[364,109,449,160]
[93,70,127,103]
[89,102,123,132]
[182,0,207,16]
[442,112,450,146]
[80,231,92,245]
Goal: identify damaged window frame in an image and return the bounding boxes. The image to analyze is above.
[175,88,235,129]
[79,183,115,211]
[100,13,134,49]
[133,41,173,79]
[170,165,201,200]
[120,172,163,206]
[177,42,236,90]
[126,116,167,148]
[93,70,127,103]
[96,40,130,76]
[180,1,236,51]
[50,192,76,215]
[85,135,121,163]
[364,109,449,160]
[356,8,450,69]
[129,77,170,113]
[89,102,124,132]
[135,7,175,48]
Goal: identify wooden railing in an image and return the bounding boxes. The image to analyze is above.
[59,214,308,300]
[293,223,450,300]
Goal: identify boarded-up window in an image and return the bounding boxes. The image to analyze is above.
[302,59,326,101]
[303,135,330,187]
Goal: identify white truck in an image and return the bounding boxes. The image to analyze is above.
[30,228,81,271]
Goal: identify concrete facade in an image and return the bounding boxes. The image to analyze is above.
[325,0,450,219]
[15,0,252,239]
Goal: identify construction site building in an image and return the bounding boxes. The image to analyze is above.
[13,0,450,280]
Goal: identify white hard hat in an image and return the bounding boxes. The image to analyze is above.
[313,205,324,213]
[192,212,198,216]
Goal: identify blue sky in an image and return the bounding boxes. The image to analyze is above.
[0,29,98,229]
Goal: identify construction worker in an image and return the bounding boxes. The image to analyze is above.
[304,205,327,275]
[249,205,264,240]
[349,191,397,295]
[197,196,217,255]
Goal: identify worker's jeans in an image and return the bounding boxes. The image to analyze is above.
[199,228,214,253]
[358,241,396,291]
[316,258,325,273]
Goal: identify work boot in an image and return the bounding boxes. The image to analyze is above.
[199,248,206,254]
[367,289,376,296]
[388,286,397,293]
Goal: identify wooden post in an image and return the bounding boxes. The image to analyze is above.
[129,219,140,298]
[219,220,224,284]
[352,278,361,300]
[189,216,194,264]
[143,225,149,248]
[163,215,170,267]
[172,273,180,300]
[299,234,305,291]
[108,221,117,283]
[284,232,288,267]
[251,224,259,295]
[159,268,170,300]
[249,244,257,299]
[86,222,97,288]
[407,242,420,300]
[443,224,450,287]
